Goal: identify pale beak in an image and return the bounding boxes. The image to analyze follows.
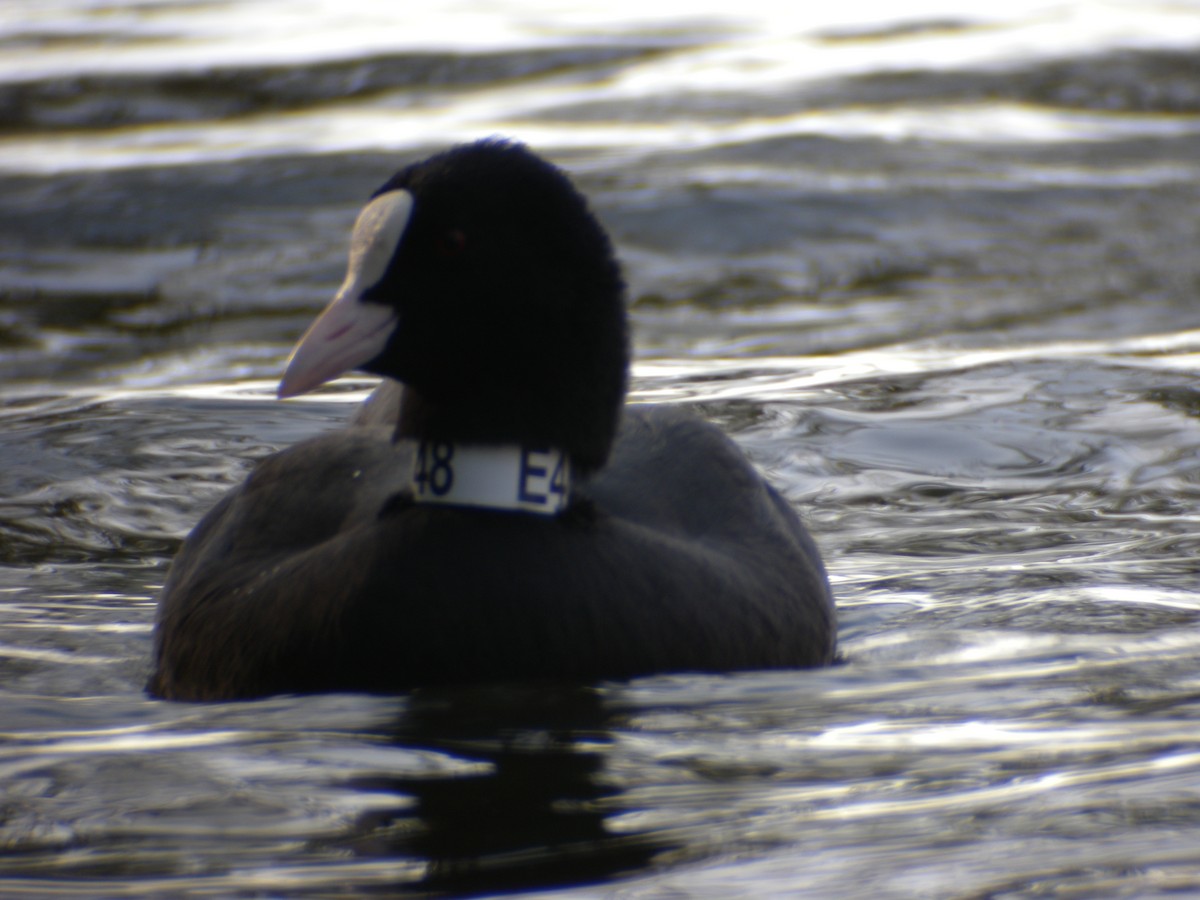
[277,189,414,399]
[276,289,397,398]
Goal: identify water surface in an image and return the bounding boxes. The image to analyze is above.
[2,1,1200,896]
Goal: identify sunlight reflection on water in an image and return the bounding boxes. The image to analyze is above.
[5,1,1200,172]
[2,0,1200,896]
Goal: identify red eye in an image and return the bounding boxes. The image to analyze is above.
[437,228,467,258]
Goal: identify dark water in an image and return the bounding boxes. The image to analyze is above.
[3,1,1200,896]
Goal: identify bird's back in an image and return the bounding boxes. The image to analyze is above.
[150,405,834,700]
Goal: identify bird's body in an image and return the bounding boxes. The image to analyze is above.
[149,140,835,701]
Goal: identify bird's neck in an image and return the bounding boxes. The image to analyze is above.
[394,381,617,477]
[396,386,573,515]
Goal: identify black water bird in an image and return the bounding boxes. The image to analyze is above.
[149,139,836,701]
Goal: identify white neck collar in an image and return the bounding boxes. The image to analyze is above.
[409,440,571,516]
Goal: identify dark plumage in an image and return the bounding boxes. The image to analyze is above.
[149,140,836,701]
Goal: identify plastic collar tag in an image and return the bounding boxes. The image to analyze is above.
[410,441,571,515]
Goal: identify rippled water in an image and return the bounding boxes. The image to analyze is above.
[3,1,1200,896]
